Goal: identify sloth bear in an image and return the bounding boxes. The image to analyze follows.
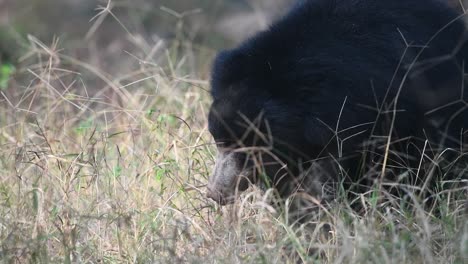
[206,0,468,207]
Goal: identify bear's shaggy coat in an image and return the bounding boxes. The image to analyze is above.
[207,0,468,207]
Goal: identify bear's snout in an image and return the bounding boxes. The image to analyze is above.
[207,151,251,204]
[206,186,230,205]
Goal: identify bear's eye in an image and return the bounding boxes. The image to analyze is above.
[216,140,238,150]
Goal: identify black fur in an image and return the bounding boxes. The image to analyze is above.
[208,0,468,203]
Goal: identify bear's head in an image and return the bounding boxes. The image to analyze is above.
[206,49,336,204]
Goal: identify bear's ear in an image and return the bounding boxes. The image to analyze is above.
[210,49,253,99]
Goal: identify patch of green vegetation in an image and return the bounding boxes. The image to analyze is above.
[157,113,178,126]
[0,63,14,90]
[75,118,94,134]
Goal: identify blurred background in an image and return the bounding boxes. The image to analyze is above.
[0,0,295,78]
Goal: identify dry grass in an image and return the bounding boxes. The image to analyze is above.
[0,3,467,264]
